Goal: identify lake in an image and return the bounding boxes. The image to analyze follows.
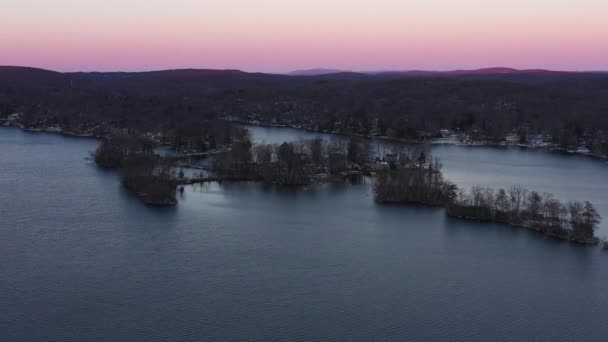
[2,126,608,341]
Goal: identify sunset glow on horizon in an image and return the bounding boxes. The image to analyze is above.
[2,0,607,72]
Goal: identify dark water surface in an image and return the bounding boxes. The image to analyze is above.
[2,127,608,341]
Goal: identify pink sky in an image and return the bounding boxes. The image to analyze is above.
[2,0,607,72]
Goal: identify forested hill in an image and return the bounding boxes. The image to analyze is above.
[1,66,608,153]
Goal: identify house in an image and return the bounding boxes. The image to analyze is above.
[439,129,451,138]
[505,133,519,144]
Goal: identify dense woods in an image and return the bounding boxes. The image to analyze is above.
[92,137,177,206]
[373,148,457,206]
[2,67,608,157]
[121,153,177,206]
[92,136,154,168]
[214,135,373,185]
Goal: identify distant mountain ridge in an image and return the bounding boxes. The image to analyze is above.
[2,65,604,78]
[287,67,579,76]
[0,65,59,73]
[284,67,608,83]
[1,66,607,88]
[287,68,350,76]
[369,67,571,77]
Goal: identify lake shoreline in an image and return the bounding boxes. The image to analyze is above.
[446,212,600,245]
[4,120,608,162]
[229,119,608,161]
[376,199,601,247]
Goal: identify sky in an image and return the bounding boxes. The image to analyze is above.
[1,0,607,72]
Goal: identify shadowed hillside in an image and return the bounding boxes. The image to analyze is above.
[2,66,608,155]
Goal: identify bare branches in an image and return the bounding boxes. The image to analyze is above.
[449,185,601,243]
[373,150,456,206]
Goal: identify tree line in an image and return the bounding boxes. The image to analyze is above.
[373,149,458,206]
[448,186,601,243]
[214,135,375,185]
[92,136,177,206]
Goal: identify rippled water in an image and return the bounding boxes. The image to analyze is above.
[2,126,608,341]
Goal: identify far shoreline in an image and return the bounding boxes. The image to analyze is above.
[229,119,608,162]
[3,119,608,163]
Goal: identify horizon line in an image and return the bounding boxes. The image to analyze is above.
[2,65,608,75]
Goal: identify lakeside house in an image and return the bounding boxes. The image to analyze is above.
[505,133,519,144]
